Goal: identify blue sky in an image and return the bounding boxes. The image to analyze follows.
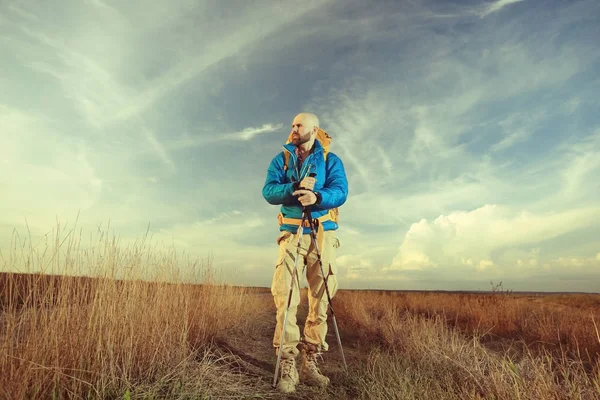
[1,0,599,292]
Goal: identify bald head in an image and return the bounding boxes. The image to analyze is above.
[295,113,319,132]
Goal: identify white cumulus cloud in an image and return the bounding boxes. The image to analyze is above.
[388,204,600,271]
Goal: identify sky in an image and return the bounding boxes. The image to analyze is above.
[1,0,599,292]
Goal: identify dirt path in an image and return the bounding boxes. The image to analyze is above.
[213,296,365,399]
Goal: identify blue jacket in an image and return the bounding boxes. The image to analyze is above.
[262,140,349,234]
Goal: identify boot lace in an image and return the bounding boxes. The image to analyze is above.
[281,359,295,378]
[305,351,325,374]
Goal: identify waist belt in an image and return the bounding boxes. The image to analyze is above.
[279,214,331,226]
[277,212,332,251]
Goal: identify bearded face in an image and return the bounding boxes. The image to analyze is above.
[290,115,315,147]
[291,129,312,146]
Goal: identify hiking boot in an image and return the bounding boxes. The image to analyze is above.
[277,358,299,393]
[300,345,330,387]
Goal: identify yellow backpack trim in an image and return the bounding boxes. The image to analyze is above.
[279,128,339,224]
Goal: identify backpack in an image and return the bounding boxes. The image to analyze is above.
[280,128,339,224]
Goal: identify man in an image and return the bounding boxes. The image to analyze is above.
[262,112,349,393]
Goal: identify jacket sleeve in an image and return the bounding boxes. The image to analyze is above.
[262,152,298,205]
[315,153,348,209]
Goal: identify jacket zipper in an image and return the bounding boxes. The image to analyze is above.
[283,146,316,183]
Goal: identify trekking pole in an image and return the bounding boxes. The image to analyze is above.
[272,209,308,388]
[306,208,348,372]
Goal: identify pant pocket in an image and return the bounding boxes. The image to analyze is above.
[322,232,339,276]
[276,230,293,245]
[271,262,288,297]
[309,266,338,299]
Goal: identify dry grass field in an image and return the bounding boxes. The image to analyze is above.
[1,226,599,399]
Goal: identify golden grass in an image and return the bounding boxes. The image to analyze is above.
[334,289,600,399]
[334,288,600,364]
[0,223,266,399]
[1,220,599,399]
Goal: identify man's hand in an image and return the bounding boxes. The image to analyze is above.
[298,176,316,191]
[293,189,317,206]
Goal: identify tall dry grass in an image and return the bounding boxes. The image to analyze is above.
[334,289,600,399]
[0,221,265,399]
[335,287,600,364]
[3,218,600,399]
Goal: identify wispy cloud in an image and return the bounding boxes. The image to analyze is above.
[0,106,103,233]
[479,0,525,18]
[295,0,600,291]
[490,109,548,152]
[7,4,40,21]
[104,1,334,125]
[144,127,175,170]
[556,129,600,204]
[225,124,285,141]
[155,123,284,152]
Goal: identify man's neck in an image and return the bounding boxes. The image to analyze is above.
[296,140,315,156]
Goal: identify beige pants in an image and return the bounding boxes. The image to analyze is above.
[271,228,339,359]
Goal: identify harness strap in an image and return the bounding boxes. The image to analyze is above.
[278,213,332,252]
[279,214,331,226]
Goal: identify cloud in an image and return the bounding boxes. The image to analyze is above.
[490,109,548,152]
[387,204,600,272]
[144,127,175,170]
[0,106,102,229]
[544,255,599,269]
[555,129,600,203]
[297,2,599,290]
[7,4,40,21]
[337,254,373,271]
[233,124,285,141]
[104,0,334,125]
[479,0,525,18]
[3,0,331,164]
[154,123,284,152]
[1,0,599,293]
[304,6,595,195]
